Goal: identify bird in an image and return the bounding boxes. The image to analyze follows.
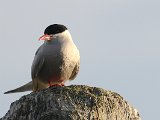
[4,24,80,94]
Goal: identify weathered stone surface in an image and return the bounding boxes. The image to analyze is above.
[1,85,141,120]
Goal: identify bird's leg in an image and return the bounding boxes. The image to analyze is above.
[49,83,64,86]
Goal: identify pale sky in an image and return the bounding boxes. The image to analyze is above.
[0,0,160,119]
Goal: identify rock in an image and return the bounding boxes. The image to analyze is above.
[1,85,141,120]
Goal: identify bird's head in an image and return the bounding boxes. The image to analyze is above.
[39,24,68,41]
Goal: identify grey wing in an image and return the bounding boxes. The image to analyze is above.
[69,60,80,80]
[31,46,45,79]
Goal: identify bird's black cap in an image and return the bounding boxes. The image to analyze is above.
[44,24,67,35]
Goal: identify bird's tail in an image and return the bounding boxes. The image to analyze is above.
[4,81,33,94]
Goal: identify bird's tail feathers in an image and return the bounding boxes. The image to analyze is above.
[4,81,33,94]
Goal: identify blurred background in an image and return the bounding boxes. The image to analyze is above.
[0,0,160,119]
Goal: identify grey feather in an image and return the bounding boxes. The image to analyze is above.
[69,60,80,80]
[31,46,45,79]
[4,81,32,94]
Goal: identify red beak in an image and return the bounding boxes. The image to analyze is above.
[39,34,50,40]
